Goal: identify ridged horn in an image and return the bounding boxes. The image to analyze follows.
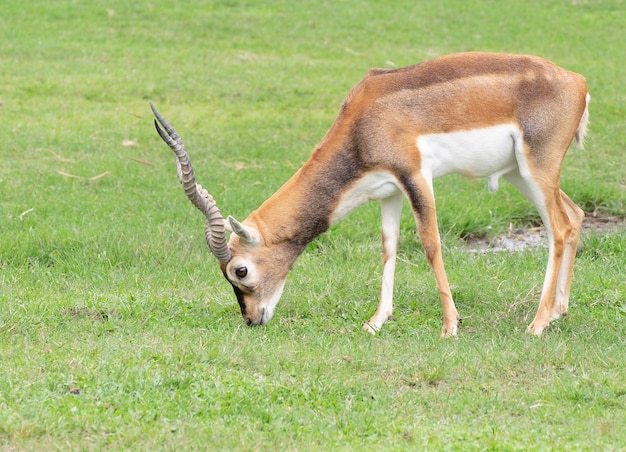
[151,103,232,264]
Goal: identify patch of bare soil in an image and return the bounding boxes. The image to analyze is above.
[465,211,625,253]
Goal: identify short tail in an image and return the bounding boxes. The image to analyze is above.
[575,92,590,148]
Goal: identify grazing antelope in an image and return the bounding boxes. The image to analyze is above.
[152,52,590,337]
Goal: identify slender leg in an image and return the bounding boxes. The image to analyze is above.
[403,172,459,338]
[504,169,574,335]
[363,190,404,333]
[552,190,584,319]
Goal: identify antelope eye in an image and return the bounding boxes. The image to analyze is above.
[235,267,248,279]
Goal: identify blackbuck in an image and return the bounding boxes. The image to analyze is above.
[152,52,590,337]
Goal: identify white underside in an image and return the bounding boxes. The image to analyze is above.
[332,124,527,223]
[418,123,521,192]
[330,171,400,224]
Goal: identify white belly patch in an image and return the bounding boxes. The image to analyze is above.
[331,171,400,225]
[417,124,522,191]
[330,125,523,224]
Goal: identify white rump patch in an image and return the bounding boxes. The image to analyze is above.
[417,124,522,190]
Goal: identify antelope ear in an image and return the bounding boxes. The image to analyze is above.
[227,216,259,245]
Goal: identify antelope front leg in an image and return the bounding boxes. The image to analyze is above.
[419,224,460,338]
[363,191,404,334]
[408,174,460,338]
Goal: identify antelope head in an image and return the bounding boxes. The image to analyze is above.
[151,104,291,326]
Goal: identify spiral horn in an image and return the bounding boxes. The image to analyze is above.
[151,103,232,264]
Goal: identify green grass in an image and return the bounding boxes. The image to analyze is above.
[1,0,625,449]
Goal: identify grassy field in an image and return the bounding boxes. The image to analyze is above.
[1,0,625,449]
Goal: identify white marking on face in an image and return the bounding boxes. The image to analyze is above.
[228,258,257,287]
[227,256,286,325]
[260,279,286,325]
[417,124,522,186]
[331,171,400,225]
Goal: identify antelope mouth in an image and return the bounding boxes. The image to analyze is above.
[260,307,269,325]
[245,307,268,326]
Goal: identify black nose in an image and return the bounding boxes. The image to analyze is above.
[245,318,253,326]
